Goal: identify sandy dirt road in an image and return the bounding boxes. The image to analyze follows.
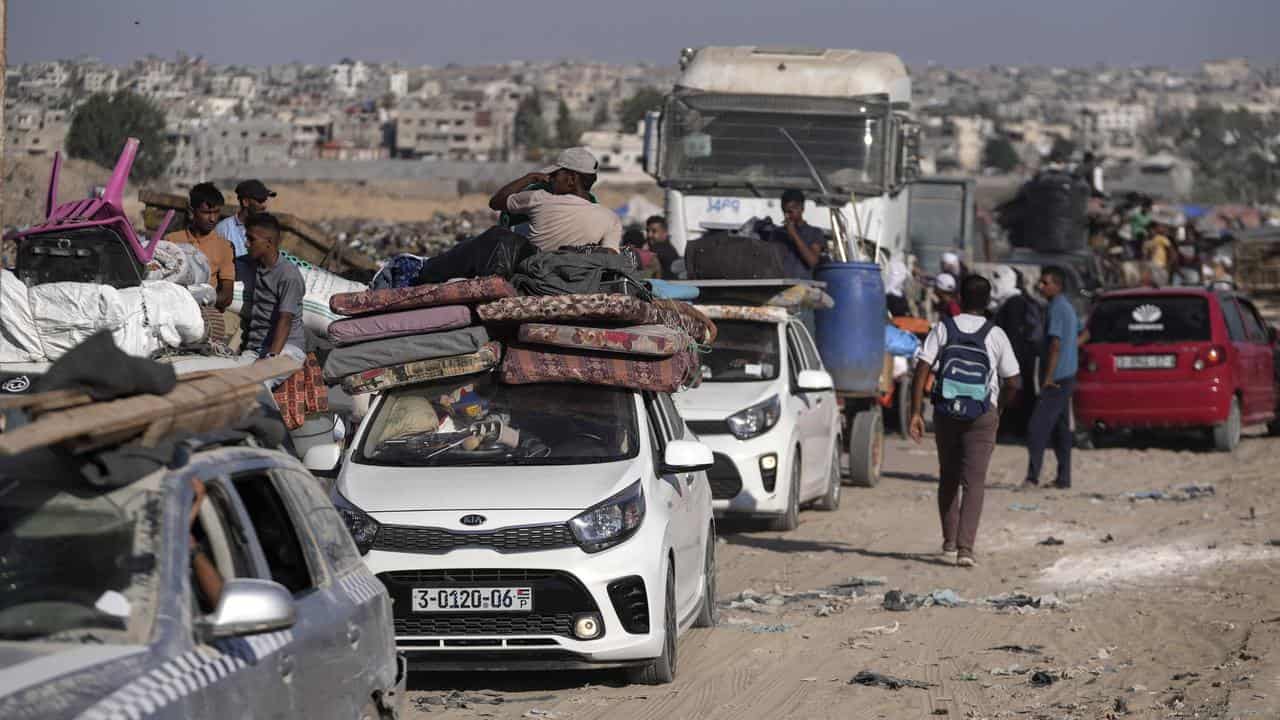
[403,428,1280,720]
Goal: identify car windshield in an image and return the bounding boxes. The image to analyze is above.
[1088,296,1212,344]
[357,375,639,467]
[661,93,886,193]
[0,451,161,643]
[701,321,781,382]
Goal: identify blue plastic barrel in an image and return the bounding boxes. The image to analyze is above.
[813,262,887,395]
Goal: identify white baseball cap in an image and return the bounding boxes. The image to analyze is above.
[934,272,957,292]
[542,147,600,175]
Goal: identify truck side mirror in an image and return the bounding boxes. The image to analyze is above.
[643,110,662,178]
[899,121,922,184]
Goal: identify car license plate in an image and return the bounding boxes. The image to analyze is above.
[1116,354,1176,370]
[412,587,532,612]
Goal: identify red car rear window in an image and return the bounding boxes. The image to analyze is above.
[1088,296,1211,344]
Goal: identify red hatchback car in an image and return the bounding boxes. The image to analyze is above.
[1075,288,1279,451]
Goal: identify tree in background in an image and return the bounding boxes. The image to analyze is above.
[983,136,1021,173]
[555,100,580,147]
[66,92,174,181]
[1151,106,1280,203]
[514,92,547,150]
[592,103,611,129]
[619,87,665,132]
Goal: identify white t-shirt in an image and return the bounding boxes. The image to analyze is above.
[506,190,623,251]
[915,313,1021,408]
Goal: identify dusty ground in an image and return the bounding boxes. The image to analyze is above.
[402,427,1280,720]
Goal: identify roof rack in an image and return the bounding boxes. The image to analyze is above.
[0,356,300,457]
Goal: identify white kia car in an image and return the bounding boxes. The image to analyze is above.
[332,374,717,684]
[673,314,841,530]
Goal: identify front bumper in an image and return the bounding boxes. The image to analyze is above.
[695,431,795,516]
[1075,377,1231,429]
[362,509,668,665]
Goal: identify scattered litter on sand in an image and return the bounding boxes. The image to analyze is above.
[1030,670,1056,686]
[850,670,934,690]
[746,623,793,634]
[986,593,1063,610]
[1038,536,1065,546]
[1009,503,1040,511]
[414,691,505,711]
[856,621,902,636]
[1126,485,1215,502]
[884,589,966,611]
[988,644,1045,655]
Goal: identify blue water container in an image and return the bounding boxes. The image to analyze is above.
[813,262,887,395]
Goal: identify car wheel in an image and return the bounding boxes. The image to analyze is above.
[768,453,801,531]
[848,410,883,487]
[814,442,841,511]
[1212,396,1242,452]
[1269,417,1280,436]
[692,526,718,628]
[630,564,676,685]
[1074,428,1096,450]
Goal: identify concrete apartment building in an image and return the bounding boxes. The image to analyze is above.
[395,97,514,162]
[3,105,70,156]
[165,118,290,185]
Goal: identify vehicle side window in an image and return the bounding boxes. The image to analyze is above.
[232,472,316,596]
[794,322,823,370]
[1236,299,1267,343]
[1219,296,1247,342]
[279,470,364,576]
[189,481,255,616]
[785,326,807,382]
[657,393,686,440]
[642,394,666,470]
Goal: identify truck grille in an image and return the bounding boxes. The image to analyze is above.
[373,523,576,554]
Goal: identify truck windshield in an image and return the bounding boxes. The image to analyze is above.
[357,376,640,467]
[661,94,885,193]
[701,321,781,382]
[0,453,160,644]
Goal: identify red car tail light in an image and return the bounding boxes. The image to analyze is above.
[1193,345,1227,371]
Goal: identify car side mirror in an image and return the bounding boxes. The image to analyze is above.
[662,440,715,474]
[196,579,296,642]
[303,443,342,477]
[796,369,835,393]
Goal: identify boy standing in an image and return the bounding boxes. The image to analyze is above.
[240,213,306,365]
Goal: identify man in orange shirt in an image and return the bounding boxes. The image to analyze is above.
[166,183,235,310]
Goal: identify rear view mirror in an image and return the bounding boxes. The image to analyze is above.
[303,443,342,477]
[196,579,296,641]
[662,440,715,474]
[796,369,835,393]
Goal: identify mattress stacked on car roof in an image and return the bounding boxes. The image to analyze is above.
[321,277,716,395]
[476,293,710,393]
[323,277,514,394]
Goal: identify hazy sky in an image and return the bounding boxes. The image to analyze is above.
[10,0,1280,70]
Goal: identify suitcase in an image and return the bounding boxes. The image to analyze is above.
[17,226,146,289]
[685,231,785,280]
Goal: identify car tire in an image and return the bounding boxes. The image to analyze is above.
[896,376,912,438]
[814,443,841,511]
[692,527,718,628]
[848,410,883,487]
[1212,396,1242,452]
[1074,428,1096,450]
[1268,418,1280,436]
[630,564,677,685]
[768,454,801,531]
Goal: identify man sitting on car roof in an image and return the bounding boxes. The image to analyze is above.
[488,147,622,252]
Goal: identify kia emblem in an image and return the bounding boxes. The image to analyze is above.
[460,514,486,527]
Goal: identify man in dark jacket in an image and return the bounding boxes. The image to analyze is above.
[991,266,1043,437]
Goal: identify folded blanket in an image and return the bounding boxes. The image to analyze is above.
[341,342,502,395]
[330,276,515,316]
[322,326,489,382]
[695,304,789,324]
[645,299,717,345]
[518,323,686,357]
[327,305,472,346]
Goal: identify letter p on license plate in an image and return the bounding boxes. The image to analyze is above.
[412,587,533,612]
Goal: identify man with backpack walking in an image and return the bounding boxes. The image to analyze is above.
[909,275,1021,567]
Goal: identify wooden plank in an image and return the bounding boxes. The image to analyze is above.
[0,356,300,456]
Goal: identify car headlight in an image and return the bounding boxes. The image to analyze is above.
[569,481,645,553]
[725,395,781,440]
[332,489,380,555]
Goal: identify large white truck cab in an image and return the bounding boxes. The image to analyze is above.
[645,46,921,264]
